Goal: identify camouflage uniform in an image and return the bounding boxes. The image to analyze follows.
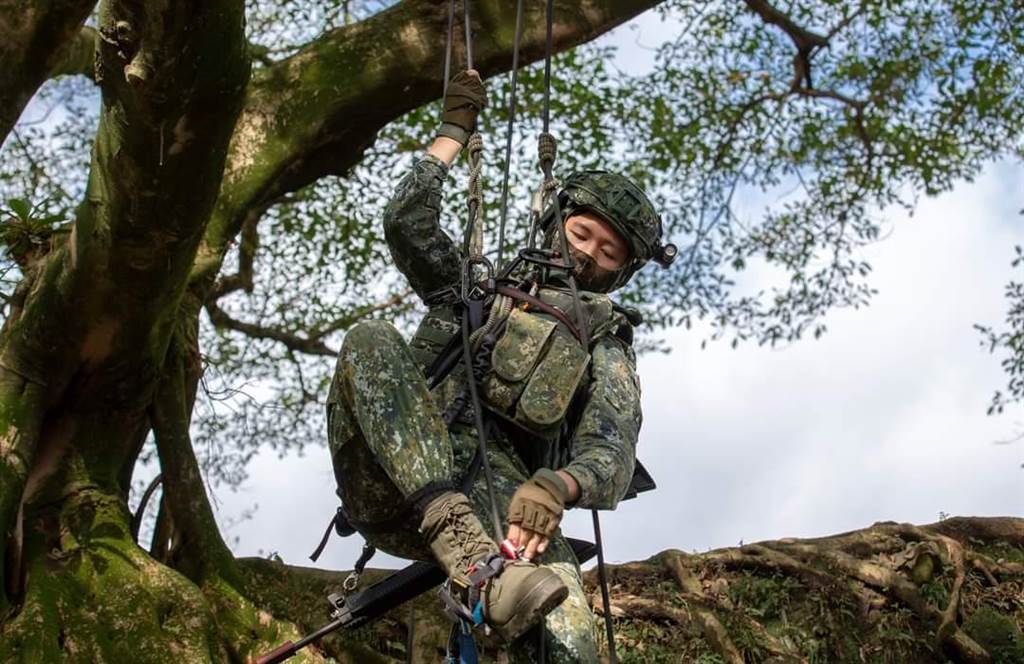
[327,155,642,662]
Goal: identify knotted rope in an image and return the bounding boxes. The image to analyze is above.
[465,131,485,258]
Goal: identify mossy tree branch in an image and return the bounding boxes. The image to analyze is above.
[152,325,240,587]
[0,0,98,143]
[230,517,1024,661]
[190,0,663,297]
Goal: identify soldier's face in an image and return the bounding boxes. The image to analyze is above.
[564,212,629,270]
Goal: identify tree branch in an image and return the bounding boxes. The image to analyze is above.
[48,26,99,81]
[307,289,413,339]
[203,289,413,357]
[741,0,828,52]
[191,0,663,296]
[209,206,262,301]
[204,299,336,357]
[0,0,97,143]
[734,0,875,165]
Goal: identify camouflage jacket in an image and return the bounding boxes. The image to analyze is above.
[381,155,642,510]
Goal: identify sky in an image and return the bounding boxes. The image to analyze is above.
[205,9,1023,570]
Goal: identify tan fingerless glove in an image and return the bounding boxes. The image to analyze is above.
[437,70,487,146]
[508,468,570,538]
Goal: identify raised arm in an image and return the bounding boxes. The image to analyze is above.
[380,71,486,301]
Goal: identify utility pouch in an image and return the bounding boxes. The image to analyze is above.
[482,306,589,433]
[517,332,589,429]
[483,307,556,413]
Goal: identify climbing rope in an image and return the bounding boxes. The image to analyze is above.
[443,0,506,552]
[534,0,616,660]
[495,0,526,271]
[465,132,485,258]
[445,1,618,660]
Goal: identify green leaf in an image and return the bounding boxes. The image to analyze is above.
[7,198,30,220]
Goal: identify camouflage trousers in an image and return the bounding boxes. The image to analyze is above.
[327,320,598,663]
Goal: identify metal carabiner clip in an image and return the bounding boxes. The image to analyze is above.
[460,255,494,304]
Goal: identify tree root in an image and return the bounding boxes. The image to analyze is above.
[582,517,1024,663]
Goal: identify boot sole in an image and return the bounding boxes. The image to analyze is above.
[493,573,569,642]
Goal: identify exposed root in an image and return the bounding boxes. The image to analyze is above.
[603,593,745,664]
[580,517,1024,663]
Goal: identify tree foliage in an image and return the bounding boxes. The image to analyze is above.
[2,2,1023,488]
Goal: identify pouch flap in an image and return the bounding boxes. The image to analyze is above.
[517,333,590,428]
[491,307,557,383]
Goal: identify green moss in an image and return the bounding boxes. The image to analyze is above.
[975,542,1024,565]
[726,571,801,620]
[964,607,1024,664]
[1,501,225,663]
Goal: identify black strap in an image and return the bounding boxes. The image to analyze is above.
[353,543,377,577]
[424,331,465,389]
[309,508,343,562]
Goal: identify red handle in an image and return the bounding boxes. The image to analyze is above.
[254,641,296,664]
[500,538,522,560]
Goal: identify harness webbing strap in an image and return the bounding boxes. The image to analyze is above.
[494,285,581,342]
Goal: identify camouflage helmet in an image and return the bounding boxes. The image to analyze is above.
[548,170,676,291]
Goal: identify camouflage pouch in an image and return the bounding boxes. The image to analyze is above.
[516,331,589,429]
[482,306,590,433]
[483,307,556,413]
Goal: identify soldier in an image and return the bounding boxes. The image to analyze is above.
[326,70,672,661]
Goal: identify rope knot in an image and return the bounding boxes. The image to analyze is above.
[537,132,557,178]
[466,132,485,257]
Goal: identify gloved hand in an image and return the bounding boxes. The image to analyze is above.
[507,469,570,560]
[437,69,487,145]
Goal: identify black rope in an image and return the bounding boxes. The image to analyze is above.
[462,0,474,70]
[461,312,505,542]
[495,0,525,271]
[547,182,590,347]
[131,473,163,541]
[535,1,616,658]
[442,0,455,96]
[541,0,555,133]
[593,510,618,663]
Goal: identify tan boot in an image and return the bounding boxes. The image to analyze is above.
[419,491,568,641]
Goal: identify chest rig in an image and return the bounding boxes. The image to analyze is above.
[480,286,617,437]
